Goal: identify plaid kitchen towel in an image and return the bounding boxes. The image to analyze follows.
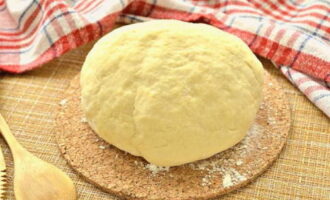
[0,0,329,117]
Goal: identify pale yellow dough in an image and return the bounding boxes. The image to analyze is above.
[80,20,264,167]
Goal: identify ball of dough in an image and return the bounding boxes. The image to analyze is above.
[80,20,264,167]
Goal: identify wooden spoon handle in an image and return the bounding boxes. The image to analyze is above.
[0,114,26,157]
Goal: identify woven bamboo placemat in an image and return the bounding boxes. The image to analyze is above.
[0,39,329,199]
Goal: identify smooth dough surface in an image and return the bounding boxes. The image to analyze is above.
[80,20,264,167]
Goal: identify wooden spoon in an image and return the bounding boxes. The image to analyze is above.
[0,113,76,200]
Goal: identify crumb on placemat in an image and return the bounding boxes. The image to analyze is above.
[59,99,68,106]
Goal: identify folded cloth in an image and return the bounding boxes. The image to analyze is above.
[0,0,329,117]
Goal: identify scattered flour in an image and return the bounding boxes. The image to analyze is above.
[259,102,266,110]
[59,99,68,106]
[80,117,88,123]
[268,117,276,125]
[236,160,243,166]
[192,158,247,188]
[145,164,169,175]
[133,160,144,167]
[231,168,246,182]
[189,123,262,187]
[201,175,213,186]
[134,121,262,186]
[223,173,233,188]
[247,123,264,137]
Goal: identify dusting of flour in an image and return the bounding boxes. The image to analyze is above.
[129,121,266,188]
[145,164,170,175]
[59,99,68,106]
[188,122,264,187]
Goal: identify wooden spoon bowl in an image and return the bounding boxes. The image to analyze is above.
[0,114,76,200]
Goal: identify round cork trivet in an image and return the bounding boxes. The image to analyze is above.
[55,71,291,200]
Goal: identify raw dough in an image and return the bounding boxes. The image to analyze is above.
[80,20,264,167]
